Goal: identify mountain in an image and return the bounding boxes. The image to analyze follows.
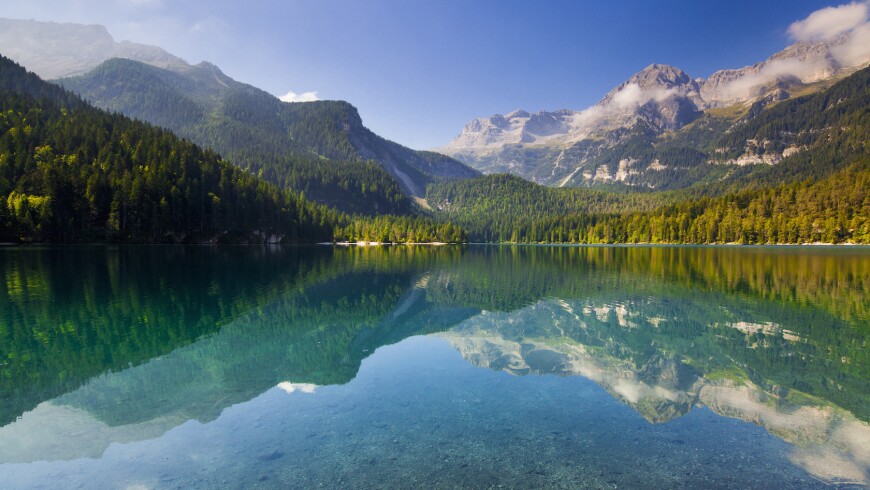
[699,33,864,107]
[0,18,187,79]
[440,299,870,485]
[428,155,870,245]
[55,58,477,203]
[428,65,870,244]
[5,244,865,483]
[441,29,870,189]
[0,55,463,244]
[0,55,336,243]
[52,58,412,214]
[0,18,477,212]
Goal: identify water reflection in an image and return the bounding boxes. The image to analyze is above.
[0,245,867,486]
[441,301,870,485]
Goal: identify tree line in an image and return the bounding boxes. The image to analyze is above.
[58,58,414,215]
[0,55,465,243]
[437,160,868,244]
[428,66,870,244]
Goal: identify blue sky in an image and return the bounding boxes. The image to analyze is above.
[0,0,853,149]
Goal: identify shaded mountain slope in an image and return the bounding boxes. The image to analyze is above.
[0,55,337,243]
[56,58,477,209]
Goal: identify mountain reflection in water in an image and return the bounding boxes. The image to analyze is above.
[1,245,867,487]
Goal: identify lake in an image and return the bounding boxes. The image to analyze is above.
[1,245,868,489]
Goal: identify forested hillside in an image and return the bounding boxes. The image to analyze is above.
[56,58,477,211]
[429,66,870,244]
[431,159,868,244]
[2,52,867,245]
[0,56,466,243]
[560,65,870,192]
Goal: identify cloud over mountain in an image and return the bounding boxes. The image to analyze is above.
[278,90,319,103]
[788,1,869,41]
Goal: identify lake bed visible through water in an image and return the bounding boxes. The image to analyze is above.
[1,245,868,488]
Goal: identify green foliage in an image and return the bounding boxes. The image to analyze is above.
[0,55,466,243]
[681,65,870,196]
[58,60,412,214]
[552,66,870,193]
[57,59,477,212]
[429,67,870,244]
[716,67,870,161]
[0,58,329,242]
[427,173,675,241]
[440,161,868,244]
[334,215,466,243]
[3,245,866,425]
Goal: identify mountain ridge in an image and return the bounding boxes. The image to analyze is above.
[56,56,478,203]
[0,18,477,211]
[0,18,189,79]
[0,54,467,244]
[440,28,870,188]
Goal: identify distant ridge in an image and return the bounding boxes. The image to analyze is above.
[0,18,188,79]
[440,27,870,189]
[0,18,478,213]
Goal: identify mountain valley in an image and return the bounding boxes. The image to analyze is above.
[0,13,867,244]
[0,18,477,214]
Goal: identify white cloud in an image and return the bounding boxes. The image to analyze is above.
[566,82,683,137]
[611,83,644,109]
[720,58,831,100]
[572,105,605,128]
[610,83,680,110]
[831,22,870,66]
[788,2,869,41]
[278,90,319,103]
[711,2,870,103]
[571,83,680,129]
[276,382,317,394]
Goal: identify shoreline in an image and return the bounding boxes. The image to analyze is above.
[325,241,449,246]
[4,241,868,247]
[465,242,869,247]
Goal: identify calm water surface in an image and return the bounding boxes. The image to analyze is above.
[0,245,868,489]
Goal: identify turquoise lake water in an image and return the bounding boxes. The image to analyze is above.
[0,245,868,488]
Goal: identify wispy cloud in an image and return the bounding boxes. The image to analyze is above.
[609,83,680,110]
[568,82,682,133]
[787,2,869,41]
[278,90,319,103]
[833,23,870,66]
[718,58,828,100]
[276,382,317,394]
[714,2,870,102]
[787,1,870,69]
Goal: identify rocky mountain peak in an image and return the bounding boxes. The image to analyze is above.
[0,17,188,79]
[195,60,222,72]
[442,21,870,185]
[698,29,870,108]
[628,63,695,90]
[591,63,702,133]
[600,63,701,108]
[505,109,530,119]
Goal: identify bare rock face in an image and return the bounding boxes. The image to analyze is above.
[0,18,188,79]
[440,28,870,184]
[699,38,845,107]
[599,63,703,108]
[524,110,571,137]
[442,63,704,157]
[589,64,703,134]
[447,109,575,151]
[442,64,703,156]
